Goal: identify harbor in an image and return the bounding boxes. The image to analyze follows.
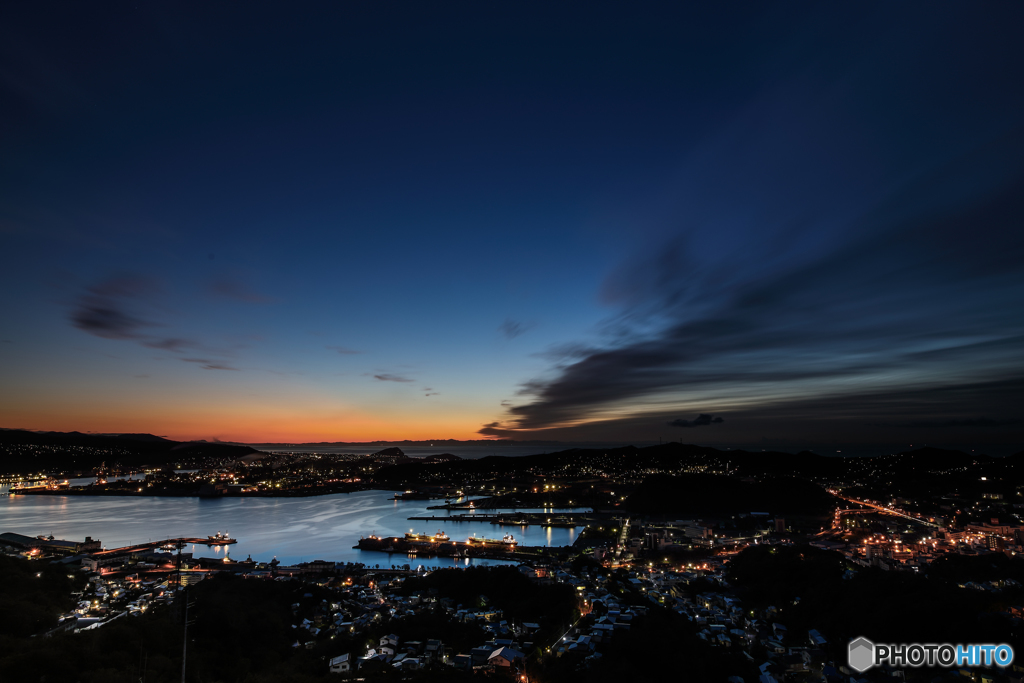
[87,533,236,559]
[0,489,581,566]
[407,513,582,527]
[354,530,528,560]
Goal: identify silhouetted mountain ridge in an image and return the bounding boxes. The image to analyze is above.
[371,441,1021,492]
[0,429,257,475]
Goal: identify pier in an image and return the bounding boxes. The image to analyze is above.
[353,534,580,564]
[407,514,580,527]
[90,536,236,559]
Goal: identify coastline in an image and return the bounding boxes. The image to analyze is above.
[8,483,373,499]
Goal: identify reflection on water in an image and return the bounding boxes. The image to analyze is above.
[0,490,583,567]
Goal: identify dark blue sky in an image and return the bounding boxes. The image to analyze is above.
[1,2,1022,450]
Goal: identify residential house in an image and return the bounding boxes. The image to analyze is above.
[470,646,495,667]
[488,647,526,667]
[423,639,444,663]
[329,654,351,674]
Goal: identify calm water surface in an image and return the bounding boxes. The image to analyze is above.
[0,490,581,567]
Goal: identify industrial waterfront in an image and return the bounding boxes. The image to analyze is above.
[0,489,581,567]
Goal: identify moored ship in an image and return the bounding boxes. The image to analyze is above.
[467,533,517,547]
[205,531,236,545]
[355,530,517,556]
[404,530,450,542]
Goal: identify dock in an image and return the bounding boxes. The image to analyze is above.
[407,513,584,527]
[90,536,236,558]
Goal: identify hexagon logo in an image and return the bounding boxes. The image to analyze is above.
[848,636,875,673]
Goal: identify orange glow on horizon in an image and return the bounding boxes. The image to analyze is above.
[2,416,492,444]
[1,395,496,443]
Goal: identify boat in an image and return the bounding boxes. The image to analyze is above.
[396,491,431,500]
[355,535,385,550]
[404,530,450,543]
[466,533,518,548]
[205,531,236,545]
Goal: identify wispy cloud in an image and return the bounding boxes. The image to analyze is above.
[72,301,152,340]
[142,337,195,352]
[327,345,362,355]
[71,274,159,340]
[479,377,1024,445]
[499,318,534,340]
[182,358,239,371]
[69,272,240,370]
[201,363,239,371]
[668,414,724,428]
[485,122,1024,436]
[374,373,414,383]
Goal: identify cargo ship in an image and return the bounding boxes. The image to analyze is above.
[467,533,517,547]
[205,531,236,545]
[355,531,518,556]
[404,530,450,542]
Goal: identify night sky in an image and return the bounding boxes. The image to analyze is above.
[2,3,1022,451]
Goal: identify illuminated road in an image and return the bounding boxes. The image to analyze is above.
[615,518,630,559]
[827,490,940,528]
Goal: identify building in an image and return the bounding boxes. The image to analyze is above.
[488,647,526,667]
[328,653,351,674]
[0,532,101,556]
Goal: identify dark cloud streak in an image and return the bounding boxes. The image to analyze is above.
[182,358,239,371]
[488,125,1024,436]
[71,301,152,340]
[668,414,724,428]
[69,273,241,370]
[499,319,534,340]
[480,376,1024,452]
[374,373,414,383]
[327,346,361,355]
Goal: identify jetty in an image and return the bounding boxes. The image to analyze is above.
[89,535,236,559]
[407,514,580,527]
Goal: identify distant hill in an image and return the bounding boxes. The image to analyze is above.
[422,453,461,463]
[370,441,1024,497]
[371,447,405,457]
[0,429,257,475]
[0,429,173,448]
[244,438,573,448]
[107,433,176,443]
[371,442,827,485]
[623,474,835,516]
